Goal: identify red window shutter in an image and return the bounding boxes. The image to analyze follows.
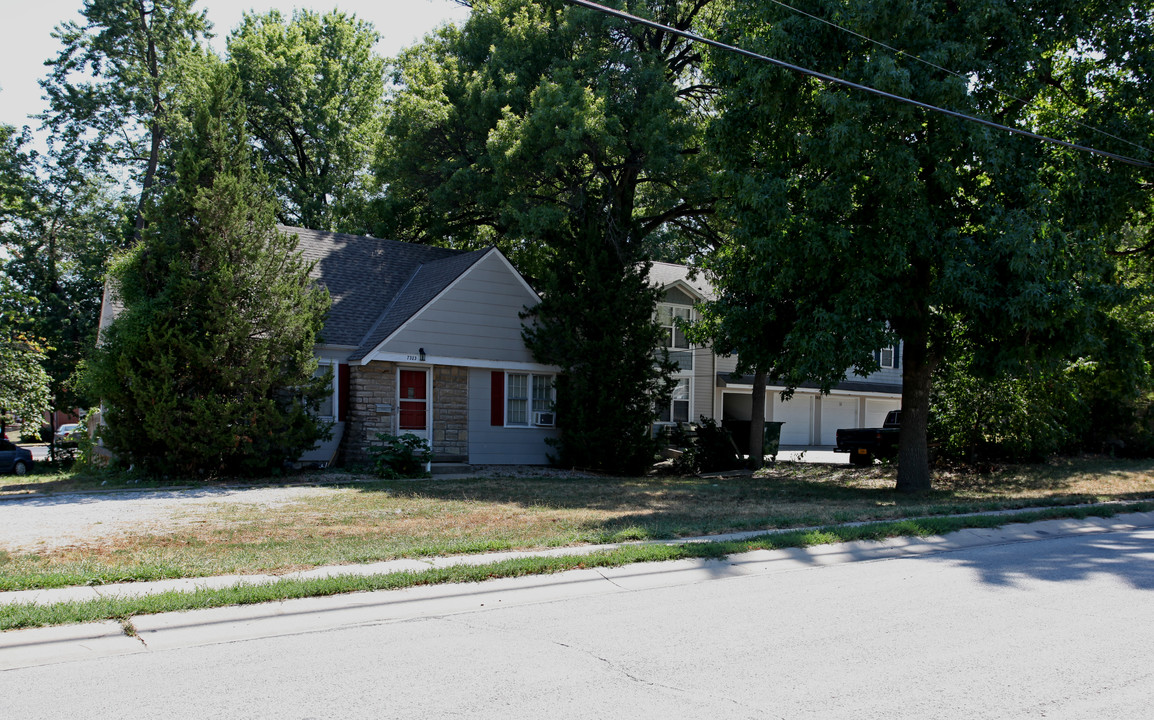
[491,371,504,426]
[337,364,350,422]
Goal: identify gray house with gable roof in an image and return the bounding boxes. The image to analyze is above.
[287,226,559,466]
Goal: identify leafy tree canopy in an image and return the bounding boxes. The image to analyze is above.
[39,0,211,236]
[0,125,34,221]
[0,274,52,430]
[2,121,132,413]
[1,167,132,411]
[706,0,1148,490]
[228,8,386,231]
[375,0,718,277]
[376,0,720,471]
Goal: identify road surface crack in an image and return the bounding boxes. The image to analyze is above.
[596,569,629,590]
[551,640,773,717]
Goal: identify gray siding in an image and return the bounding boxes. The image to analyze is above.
[692,347,714,421]
[716,354,739,376]
[663,287,696,306]
[378,253,540,364]
[316,345,354,364]
[467,368,558,465]
[714,352,902,390]
[861,364,902,386]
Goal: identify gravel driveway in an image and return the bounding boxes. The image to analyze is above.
[0,467,602,555]
[0,486,337,554]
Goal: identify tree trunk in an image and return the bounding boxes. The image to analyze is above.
[896,327,933,493]
[133,120,163,243]
[748,369,767,470]
[133,1,162,243]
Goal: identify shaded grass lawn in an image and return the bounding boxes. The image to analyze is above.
[2,455,1153,592]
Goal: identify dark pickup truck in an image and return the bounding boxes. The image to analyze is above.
[835,410,900,466]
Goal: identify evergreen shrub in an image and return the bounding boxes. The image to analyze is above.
[368,433,431,479]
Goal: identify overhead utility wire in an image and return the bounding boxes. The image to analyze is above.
[762,0,1153,156]
[559,0,1153,168]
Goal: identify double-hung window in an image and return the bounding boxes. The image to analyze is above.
[877,343,901,370]
[657,377,691,424]
[657,304,693,372]
[312,362,336,420]
[507,373,556,427]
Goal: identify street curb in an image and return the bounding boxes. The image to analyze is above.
[2,510,1152,671]
[2,502,1150,609]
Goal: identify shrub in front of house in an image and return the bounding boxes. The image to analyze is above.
[670,417,744,474]
[368,433,432,479]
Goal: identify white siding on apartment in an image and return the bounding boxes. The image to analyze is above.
[467,368,557,465]
[378,253,540,365]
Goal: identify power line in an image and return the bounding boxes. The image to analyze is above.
[559,0,1153,168]
[762,0,1153,156]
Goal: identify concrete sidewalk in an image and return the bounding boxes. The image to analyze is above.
[2,505,1148,609]
[2,509,1152,672]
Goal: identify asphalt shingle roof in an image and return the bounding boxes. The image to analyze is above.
[649,262,715,300]
[283,226,488,358]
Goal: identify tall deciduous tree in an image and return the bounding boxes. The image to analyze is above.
[0,275,53,434]
[709,0,1138,490]
[3,122,131,418]
[82,64,331,476]
[376,0,718,471]
[228,9,385,231]
[1,167,132,413]
[0,125,33,219]
[39,0,211,238]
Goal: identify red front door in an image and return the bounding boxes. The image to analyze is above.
[398,370,428,432]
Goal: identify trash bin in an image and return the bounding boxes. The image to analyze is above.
[763,421,785,463]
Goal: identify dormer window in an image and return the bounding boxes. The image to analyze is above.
[877,342,901,370]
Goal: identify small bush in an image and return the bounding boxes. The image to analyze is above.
[670,417,743,474]
[367,433,432,479]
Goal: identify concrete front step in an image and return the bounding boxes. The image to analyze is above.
[431,463,473,475]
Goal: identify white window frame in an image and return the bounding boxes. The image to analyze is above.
[657,303,694,372]
[656,377,692,425]
[505,373,556,428]
[313,360,338,421]
[878,343,900,370]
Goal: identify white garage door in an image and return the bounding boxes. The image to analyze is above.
[865,398,901,429]
[773,395,813,445]
[820,396,859,445]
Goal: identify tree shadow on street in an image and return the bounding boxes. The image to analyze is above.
[941,524,1154,591]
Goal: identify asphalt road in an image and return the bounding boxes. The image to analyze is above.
[3,522,1152,719]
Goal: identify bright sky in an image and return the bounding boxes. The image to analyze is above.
[0,0,471,137]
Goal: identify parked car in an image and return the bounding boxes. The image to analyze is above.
[835,410,901,466]
[54,422,83,447]
[0,439,33,476]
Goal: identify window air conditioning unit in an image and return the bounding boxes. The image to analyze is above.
[534,412,556,427]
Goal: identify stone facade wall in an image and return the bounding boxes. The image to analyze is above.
[432,365,469,462]
[344,362,397,465]
[343,362,470,465]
